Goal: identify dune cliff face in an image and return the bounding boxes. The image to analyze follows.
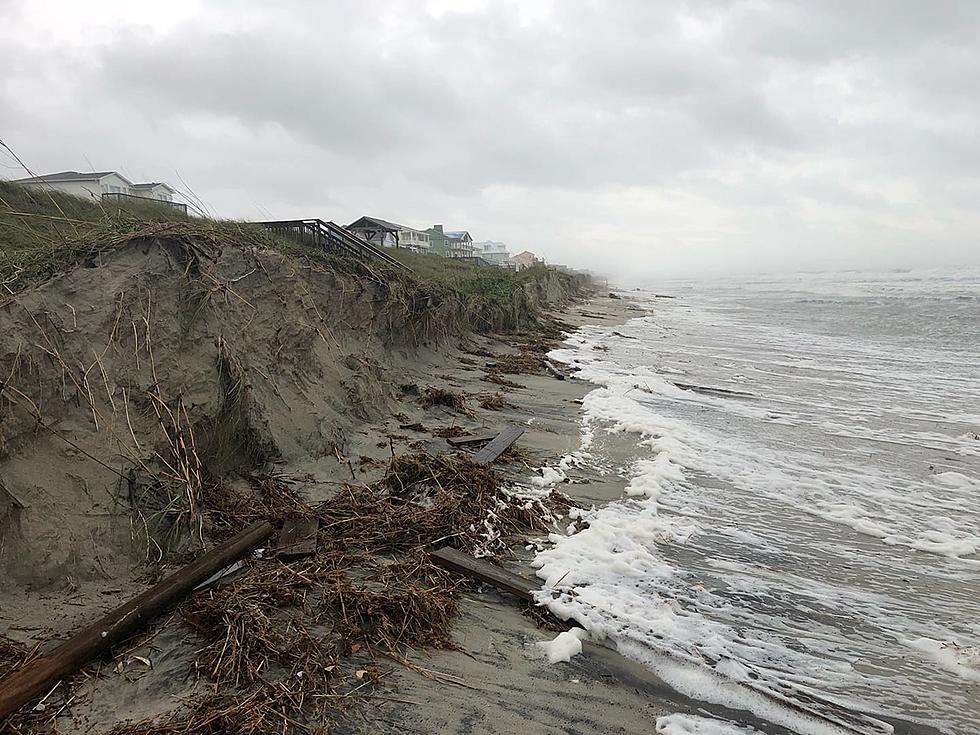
[0,236,585,588]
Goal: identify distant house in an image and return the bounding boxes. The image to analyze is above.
[425,225,474,258]
[509,250,541,272]
[444,230,474,258]
[425,224,451,256]
[473,240,510,265]
[347,216,430,253]
[12,171,183,211]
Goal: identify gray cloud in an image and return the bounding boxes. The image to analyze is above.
[1,0,979,279]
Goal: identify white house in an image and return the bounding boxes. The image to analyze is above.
[12,171,178,203]
[473,240,510,265]
[346,216,431,253]
[509,250,541,272]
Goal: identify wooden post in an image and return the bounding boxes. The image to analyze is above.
[0,520,273,720]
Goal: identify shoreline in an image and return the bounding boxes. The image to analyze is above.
[356,290,938,735]
[347,292,687,734]
[1,276,943,735]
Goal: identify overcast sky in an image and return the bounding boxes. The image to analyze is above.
[1,1,978,280]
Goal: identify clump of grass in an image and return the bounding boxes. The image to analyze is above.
[492,351,542,375]
[478,392,509,410]
[419,387,473,416]
[483,369,523,388]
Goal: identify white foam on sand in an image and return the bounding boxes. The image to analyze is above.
[537,628,588,664]
[656,713,759,735]
[906,637,980,683]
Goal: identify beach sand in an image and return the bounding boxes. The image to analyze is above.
[0,267,706,734]
[338,294,694,734]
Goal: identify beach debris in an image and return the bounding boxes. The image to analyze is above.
[419,387,474,416]
[671,382,755,399]
[540,359,567,380]
[487,351,541,375]
[607,292,620,299]
[483,368,523,388]
[445,432,499,448]
[433,425,468,439]
[273,516,319,561]
[0,521,273,721]
[471,425,525,465]
[478,392,510,410]
[192,560,247,592]
[429,547,536,602]
[612,330,637,339]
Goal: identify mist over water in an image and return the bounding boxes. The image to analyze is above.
[538,269,980,735]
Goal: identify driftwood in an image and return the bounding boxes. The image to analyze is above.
[671,382,755,399]
[445,433,498,448]
[0,520,273,720]
[274,517,319,561]
[430,547,536,602]
[540,359,566,380]
[471,425,525,465]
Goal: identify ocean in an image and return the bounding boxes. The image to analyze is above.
[536,269,980,735]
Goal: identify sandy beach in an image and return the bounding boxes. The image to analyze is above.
[0,226,675,735]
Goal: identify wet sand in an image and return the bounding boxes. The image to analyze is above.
[341,294,696,734]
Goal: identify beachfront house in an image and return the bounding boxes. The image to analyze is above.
[425,225,475,258]
[444,230,474,258]
[509,250,541,272]
[425,224,451,256]
[12,170,185,211]
[347,216,431,253]
[473,240,510,265]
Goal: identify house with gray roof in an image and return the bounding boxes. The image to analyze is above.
[347,216,431,253]
[11,170,183,211]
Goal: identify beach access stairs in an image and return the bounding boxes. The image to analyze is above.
[256,218,410,272]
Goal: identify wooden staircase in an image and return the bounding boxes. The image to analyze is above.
[257,219,409,272]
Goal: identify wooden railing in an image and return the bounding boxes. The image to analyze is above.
[257,219,409,271]
[101,192,188,214]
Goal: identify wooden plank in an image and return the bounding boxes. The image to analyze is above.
[470,425,524,465]
[430,547,536,602]
[540,359,566,380]
[0,521,273,720]
[274,517,319,561]
[445,432,498,448]
[671,382,755,399]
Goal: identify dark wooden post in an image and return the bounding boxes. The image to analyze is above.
[0,520,273,720]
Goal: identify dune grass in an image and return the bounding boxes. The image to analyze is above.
[0,181,579,312]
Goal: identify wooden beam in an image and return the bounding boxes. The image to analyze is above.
[0,521,273,720]
[470,425,524,465]
[445,432,498,448]
[274,517,319,561]
[430,547,536,602]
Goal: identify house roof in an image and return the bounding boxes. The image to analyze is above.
[132,182,177,193]
[348,215,406,232]
[13,170,130,184]
[445,231,472,241]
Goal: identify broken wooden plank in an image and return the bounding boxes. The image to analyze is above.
[540,359,566,380]
[445,432,498,448]
[0,520,273,720]
[192,560,247,591]
[470,425,524,465]
[430,547,536,602]
[274,516,319,561]
[671,382,755,399]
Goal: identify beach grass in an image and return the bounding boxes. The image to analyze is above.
[0,181,581,316]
